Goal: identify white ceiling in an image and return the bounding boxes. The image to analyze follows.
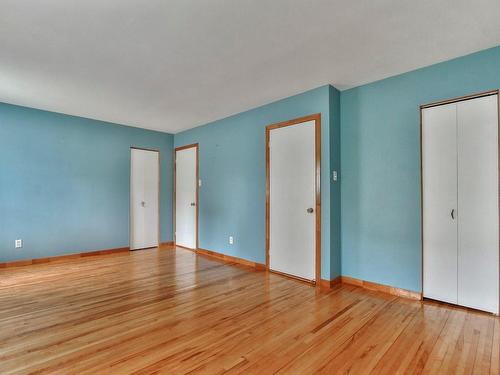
[1,1,500,134]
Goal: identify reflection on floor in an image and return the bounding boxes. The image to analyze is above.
[0,245,498,374]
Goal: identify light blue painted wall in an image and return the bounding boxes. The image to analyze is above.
[5,44,499,288]
[329,86,342,279]
[329,86,341,278]
[341,45,500,292]
[174,85,339,279]
[0,103,173,262]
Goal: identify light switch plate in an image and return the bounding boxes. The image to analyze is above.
[15,239,22,248]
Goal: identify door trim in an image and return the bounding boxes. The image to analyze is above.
[419,90,500,305]
[420,90,499,109]
[129,147,160,250]
[174,143,199,249]
[265,114,321,283]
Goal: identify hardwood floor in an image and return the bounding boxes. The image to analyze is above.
[0,245,499,374]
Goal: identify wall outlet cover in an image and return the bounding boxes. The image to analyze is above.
[15,239,23,248]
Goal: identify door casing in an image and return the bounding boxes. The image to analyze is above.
[419,89,500,310]
[265,114,321,284]
[129,147,160,250]
[174,143,199,249]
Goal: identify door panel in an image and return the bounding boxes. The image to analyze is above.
[422,103,458,304]
[130,149,159,250]
[175,147,197,249]
[269,120,316,281]
[457,95,499,314]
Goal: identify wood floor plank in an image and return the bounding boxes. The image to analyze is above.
[0,246,499,374]
[370,301,451,374]
[491,319,500,375]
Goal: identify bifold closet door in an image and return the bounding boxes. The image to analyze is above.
[422,103,458,304]
[457,95,499,313]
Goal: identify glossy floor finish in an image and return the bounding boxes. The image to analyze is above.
[1,246,499,374]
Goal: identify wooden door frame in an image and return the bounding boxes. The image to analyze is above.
[174,143,199,250]
[129,146,161,250]
[419,89,500,305]
[265,113,321,284]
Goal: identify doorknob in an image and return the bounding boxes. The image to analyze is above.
[451,209,455,219]
[307,207,314,213]
[141,201,146,207]
[190,202,196,207]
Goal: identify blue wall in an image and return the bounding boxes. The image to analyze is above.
[174,86,339,280]
[0,103,173,262]
[329,86,341,278]
[341,45,500,292]
[4,44,500,288]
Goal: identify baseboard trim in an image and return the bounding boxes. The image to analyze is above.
[319,276,342,290]
[0,247,130,268]
[0,245,421,300]
[341,276,422,300]
[196,247,266,271]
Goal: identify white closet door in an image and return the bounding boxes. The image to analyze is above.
[130,148,159,250]
[457,95,499,314]
[422,103,458,304]
[269,120,316,281]
[175,147,197,249]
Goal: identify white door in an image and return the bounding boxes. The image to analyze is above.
[130,148,159,250]
[269,120,316,281]
[422,103,458,304]
[457,95,499,313]
[175,146,197,249]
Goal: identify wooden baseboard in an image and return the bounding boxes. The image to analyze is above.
[319,276,342,290]
[0,247,130,268]
[160,241,174,247]
[196,248,266,271]
[341,276,422,300]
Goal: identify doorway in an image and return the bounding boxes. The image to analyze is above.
[421,91,499,313]
[130,147,160,250]
[266,114,321,282]
[174,143,199,249]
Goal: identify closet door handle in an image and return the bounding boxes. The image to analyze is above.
[451,209,455,219]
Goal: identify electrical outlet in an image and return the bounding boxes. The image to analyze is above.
[332,170,338,181]
[229,236,234,245]
[15,239,22,248]
[198,179,202,187]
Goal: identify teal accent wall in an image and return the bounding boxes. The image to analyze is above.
[329,86,341,278]
[4,43,500,288]
[0,103,173,262]
[340,45,500,292]
[174,85,340,280]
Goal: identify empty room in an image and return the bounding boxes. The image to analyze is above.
[2,1,500,374]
